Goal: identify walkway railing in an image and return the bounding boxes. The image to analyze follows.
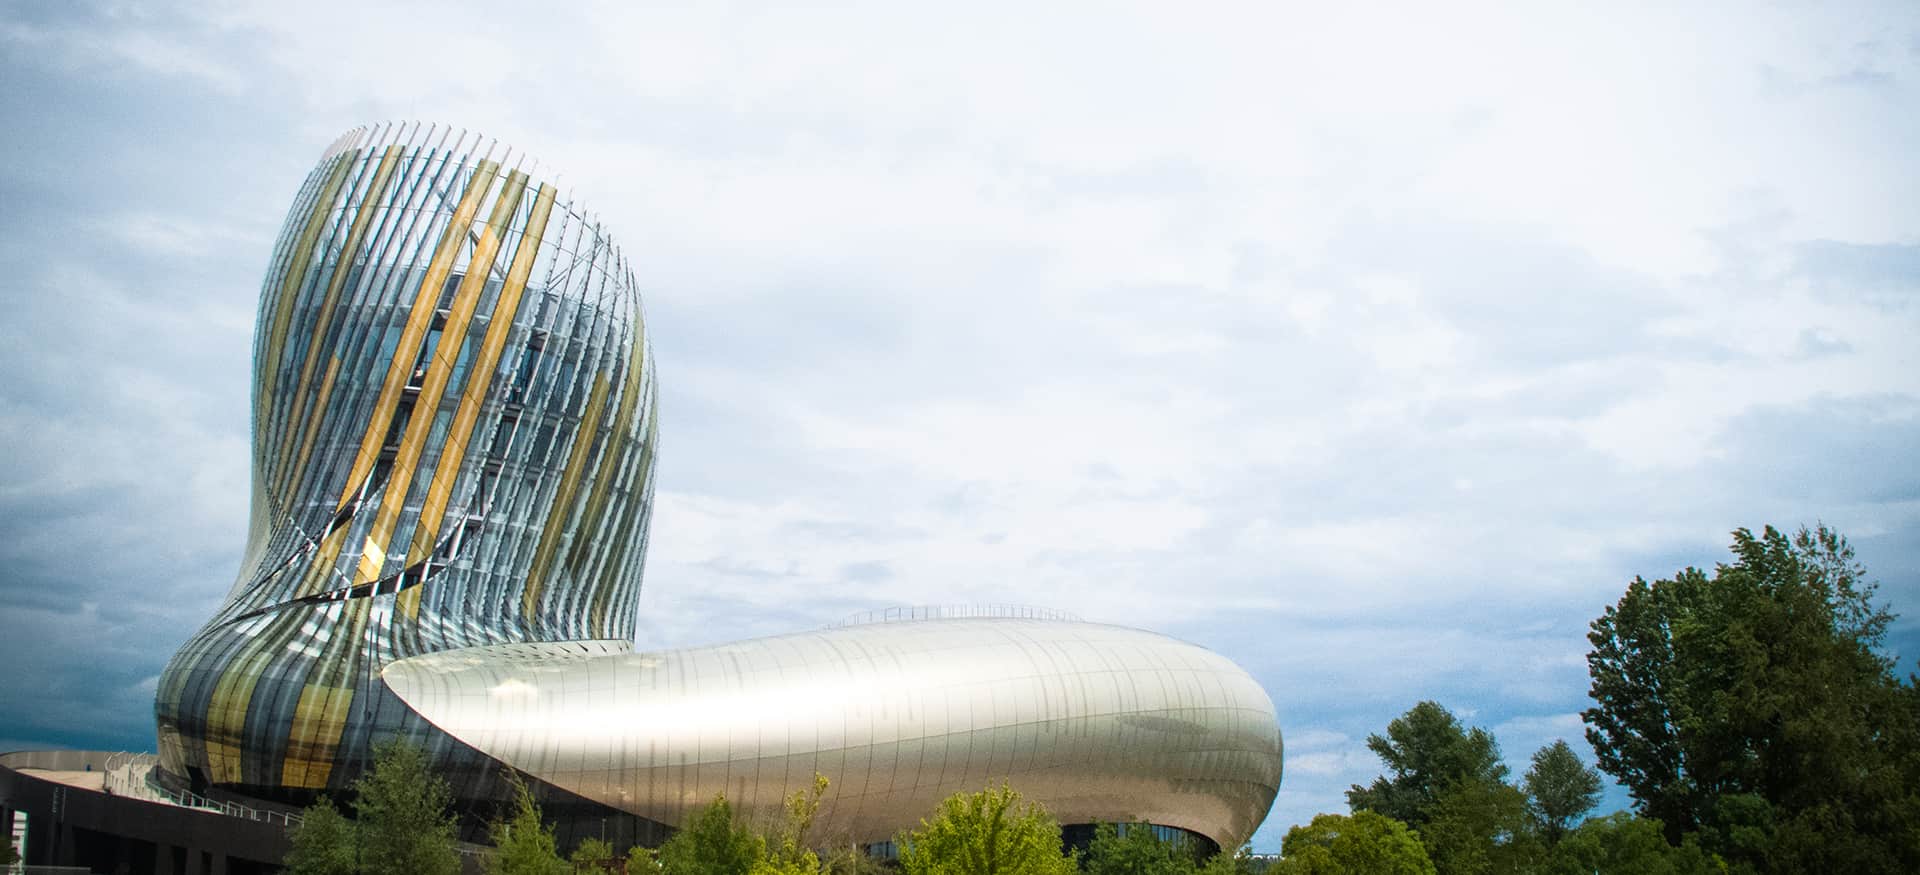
[827,604,1083,628]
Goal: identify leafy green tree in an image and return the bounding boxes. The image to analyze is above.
[1348,701,1508,830]
[1544,813,1724,875]
[571,837,616,871]
[1083,822,1200,875]
[895,784,1077,875]
[282,741,461,875]
[487,776,568,875]
[1523,740,1602,846]
[756,773,830,875]
[1273,811,1436,875]
[354,739,462,875]
[626,843,660,873]
[284,798,357,875]
[658,795,767,875]
[1583,525,1920,872]
[1419,777,1541,875]
[0,830,17,867]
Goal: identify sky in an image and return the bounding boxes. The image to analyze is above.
[1,0,1917,853]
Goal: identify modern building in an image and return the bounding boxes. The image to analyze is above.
[8,123,1284,869]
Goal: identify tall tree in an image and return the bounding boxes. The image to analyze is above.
[282,741,461,875]
[657,795,766,875]
[1348,701,1508,829]
[1273,811,1436,875]
[1419,776,1542,875]
[1583,525,1920,872]
[487,775,568,875]
[1523,740,1602,846]
[895,784,1077,875]
[283,798,357,875]
[353,739,462,875]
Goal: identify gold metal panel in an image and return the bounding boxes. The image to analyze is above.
[282,355,342,508]
[397,182,558,621]
[259,152,356,428]
[352,169,524,587]
[273,146,404,499]
[521,374,610,620]
[576,315,649,633]
[332,159,501,513]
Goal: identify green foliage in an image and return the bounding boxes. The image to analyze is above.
[1583,525,1920,872]
[0,829,17,867]
[283,797,358,875]
[626,842,661,873]
[658,795,767,875]
[1273,811,1436,875]
[487,776,568,875]
[1419,777,1541,875]
[1083,822,1201,875]
[895,784,1077,875]
[281,741,460,875]
[755,773,830,875]
[571,837,616,870]
[1523,740,1602,846]
[1347,701,1508,830]
[1197,845,1258,875]
[1543,813,1724,875]
[353,739,462,875]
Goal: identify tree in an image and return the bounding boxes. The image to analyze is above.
[284,798,357,875]
[570,837,616,872]
[1197,845,1258,875]
[1273,811,1436,875]
[895,784,1077,875]
[1523,740,1602,846]
[1083,822,1200,875]
[657,795,766,875]
[0,830,17,867]
[1348,701,1508,830]
[1418,776,1541,875]
[626,843,660,873]
[281,740,461,875]
[1583,525,1920,872]
[487,775,568,875]
[1544,813,1724,875]
[756,773,829,875]
[354,739,462,875]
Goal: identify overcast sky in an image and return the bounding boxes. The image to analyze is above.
[2,0,1917,851]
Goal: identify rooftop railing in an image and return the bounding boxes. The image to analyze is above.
[826,604,1083,628]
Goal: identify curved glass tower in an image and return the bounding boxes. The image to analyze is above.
[155,124,1283,852]
[156,122,658,793]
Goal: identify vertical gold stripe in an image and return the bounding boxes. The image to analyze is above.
[350,169,523,587]
[332,159,501,512]
[294,160,500,598]
[259,153,356,429]
[579,323,649,633]
[273,146,404,499]
[281,355,342,511]
[396,183,557,621]
[522,374,610,621]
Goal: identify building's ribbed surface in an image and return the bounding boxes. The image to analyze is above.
[156,122,658,793]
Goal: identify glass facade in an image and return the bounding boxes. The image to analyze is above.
[155,122,658,799]
[153,125,1284,852]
